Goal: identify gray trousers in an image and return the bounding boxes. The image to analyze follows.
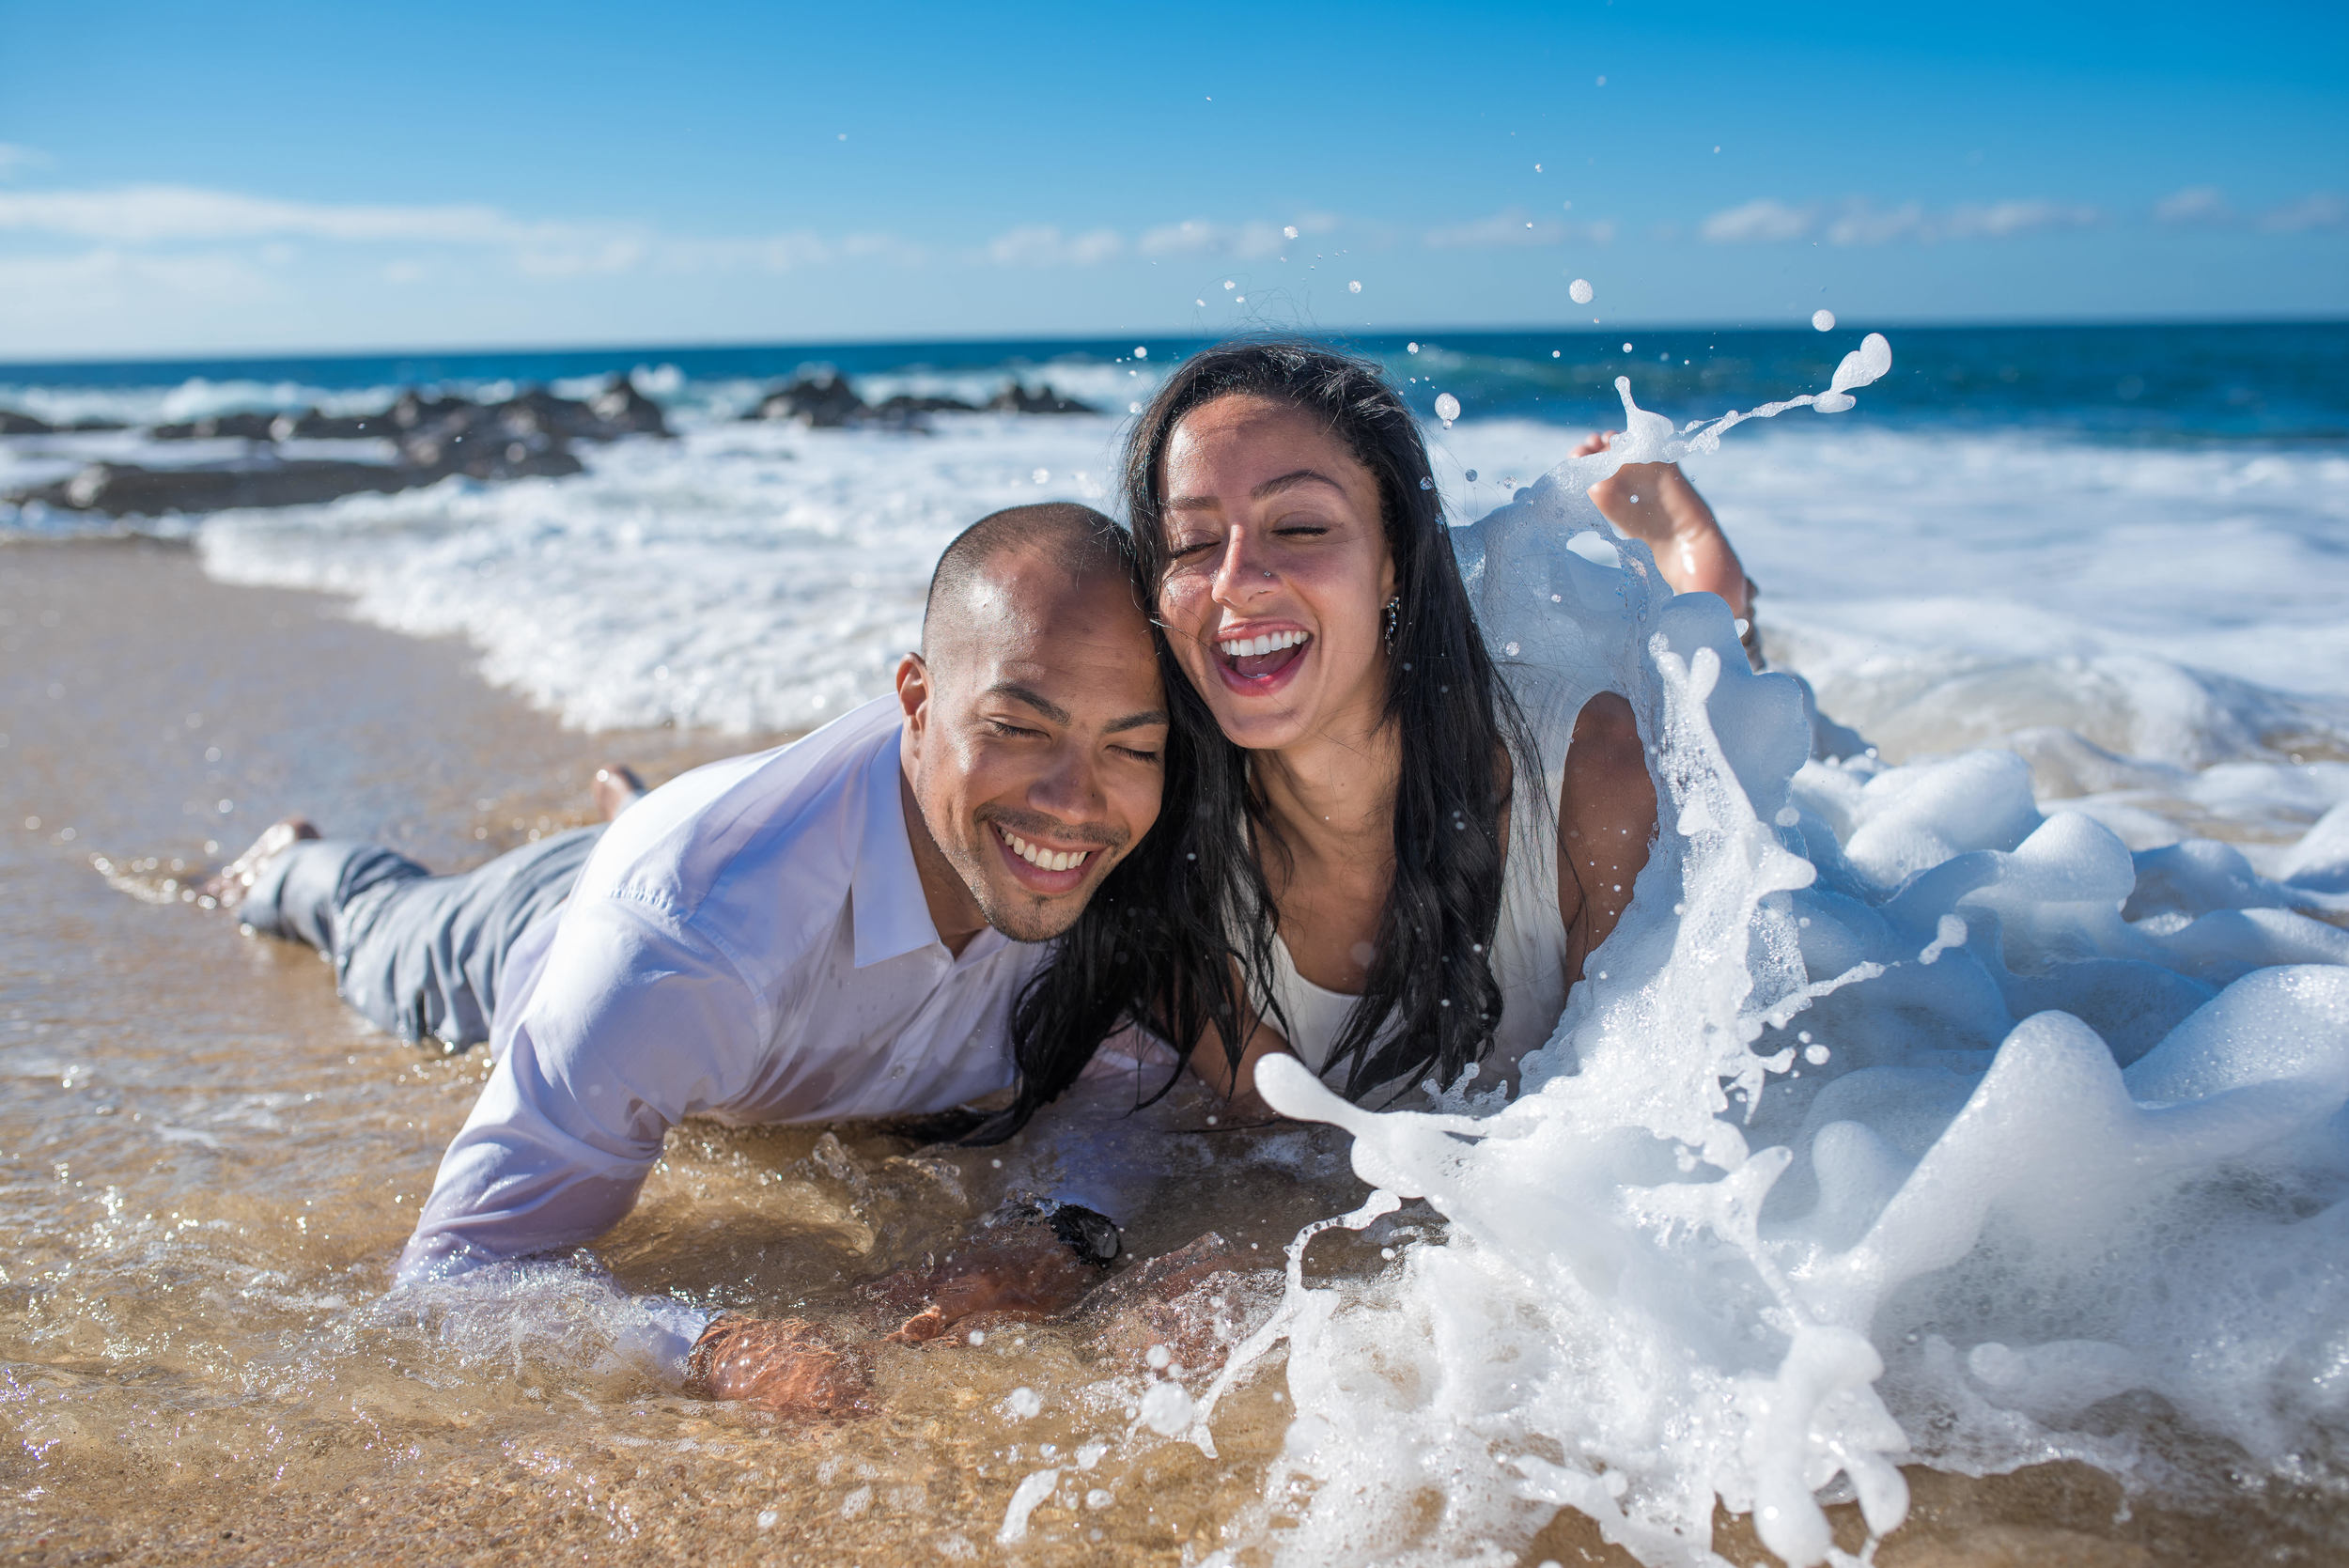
[241,827,603,1049]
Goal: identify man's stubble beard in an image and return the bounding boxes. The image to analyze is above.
[941,825,1091,945]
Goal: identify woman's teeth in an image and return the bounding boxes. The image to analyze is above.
[1218,629,1310,660]
[998,826,1092,874]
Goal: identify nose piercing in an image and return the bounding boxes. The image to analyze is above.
[1262,568,1274,579]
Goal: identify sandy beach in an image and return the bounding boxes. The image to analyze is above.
[2,541,2341,1566]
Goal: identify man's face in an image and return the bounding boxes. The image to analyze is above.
[897,549,1168,944]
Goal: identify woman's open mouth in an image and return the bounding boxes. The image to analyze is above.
[1215,628,1312,691]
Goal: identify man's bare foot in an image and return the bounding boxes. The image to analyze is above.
[1573,429,1750,618]
[592,765,646,822]
[199,817,320,909]
[687,1316,873,1417]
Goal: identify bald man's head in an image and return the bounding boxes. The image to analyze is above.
[896,503,1168,946]
[922,503,1136,660]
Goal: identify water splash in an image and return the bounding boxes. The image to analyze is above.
[1207,345,2349,1566]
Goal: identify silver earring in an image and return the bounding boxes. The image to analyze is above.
[1383,596,1400,651]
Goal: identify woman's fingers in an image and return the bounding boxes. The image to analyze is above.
[1570,428,1616,458]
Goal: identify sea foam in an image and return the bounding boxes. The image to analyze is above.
[1211,366,2349,1566]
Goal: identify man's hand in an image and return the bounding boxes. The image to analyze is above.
[877,1217,1101,1343]
[1572,430,1750,618]
[687,1315,872,1416]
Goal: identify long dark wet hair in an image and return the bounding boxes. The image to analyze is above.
[1125,337,1534,1101]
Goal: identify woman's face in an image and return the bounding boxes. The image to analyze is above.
[1156,394,1396,753]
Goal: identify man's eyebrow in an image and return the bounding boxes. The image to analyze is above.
[1104,708,1170,735]
[985,682,1070,724]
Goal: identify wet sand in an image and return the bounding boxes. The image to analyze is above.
[2,540,2340,1566]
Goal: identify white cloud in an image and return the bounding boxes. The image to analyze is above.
[1942,200,2101,239]
[0,184,573,245]
[1704,195,2102,245]
[1701,198,1815,243]
[0,245,273,306]
[2155,185,2232,227]
[1423,207,1618,249]
[0,182,940,287]
[2260,192,2346,233]
[1138,217,1293,260]
[984,225,1124,267]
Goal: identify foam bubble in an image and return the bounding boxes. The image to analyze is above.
[1569,278,1595,304]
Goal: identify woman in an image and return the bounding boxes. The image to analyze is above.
[1107,338,1755,1106]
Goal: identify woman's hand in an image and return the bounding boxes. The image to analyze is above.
[1572,430,1750,619]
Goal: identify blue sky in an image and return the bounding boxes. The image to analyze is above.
[1,0,2342,357]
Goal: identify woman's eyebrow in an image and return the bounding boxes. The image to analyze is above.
[1252,468,1346,500]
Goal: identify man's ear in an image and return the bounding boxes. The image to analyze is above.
[895,652,931,753]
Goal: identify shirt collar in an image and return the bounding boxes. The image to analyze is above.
[851,723,944,969]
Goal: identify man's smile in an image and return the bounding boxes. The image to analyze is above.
[988,820,1104,892]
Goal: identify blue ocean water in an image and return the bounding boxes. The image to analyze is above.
[4,319,2344,442]
[3,318,2345,776]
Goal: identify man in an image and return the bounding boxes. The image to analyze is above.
[211,503,1171,1409]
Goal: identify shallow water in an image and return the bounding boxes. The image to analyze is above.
[0,543,1384,1565]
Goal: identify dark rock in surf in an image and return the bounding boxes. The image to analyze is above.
[1,377,672,516]
[745,374,870,428]
[2,410,132,433]
[14,460,424,515]
[586,375,671,437]
[986,381,1097,415]
[874,391,979,416]
[149,411,284,442]
[272,409,386,440]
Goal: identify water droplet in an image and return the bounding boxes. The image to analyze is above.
[1283,225,1299,239]
[1812,308,1837,332]
[1222,279,1235,290]
[1348,280,1362,292]
[1434,392,1461,423]
[1133,345,1148,359]
[1622,342,1634,353]
[1568,278,1594,304]
[1407,342,1420,353]
[1465,469,1478,481]
[1032,468,1050,484]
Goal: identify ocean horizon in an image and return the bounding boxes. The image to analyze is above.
[6,318,2348,442]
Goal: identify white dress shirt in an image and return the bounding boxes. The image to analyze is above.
[394,695,1059,1358]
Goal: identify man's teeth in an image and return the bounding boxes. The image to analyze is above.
[1000,827,1093,874]
[1218,629,1310,660]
